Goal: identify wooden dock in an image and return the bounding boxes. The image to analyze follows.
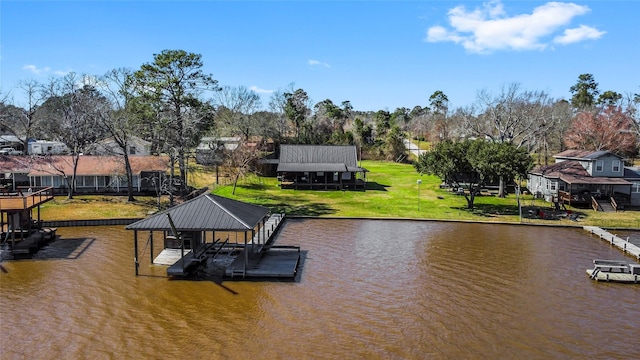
[226,246,300,279]
[154,248,192,265]
[223,213,300,279]
[163,213,297,279]
[583,226,640,261]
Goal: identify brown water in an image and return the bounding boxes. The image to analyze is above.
[1,220,639,359]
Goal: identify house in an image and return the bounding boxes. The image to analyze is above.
[527,150,635,210]
[276,144,367,190]
[91,136,152,156]
[195,137,241,165]
[0,155,169,195]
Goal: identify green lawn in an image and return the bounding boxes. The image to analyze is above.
[37,160,640,229]
[212,160,640,229]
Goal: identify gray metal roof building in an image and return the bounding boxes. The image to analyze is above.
[276,145,367,190]
[126,194,270,231]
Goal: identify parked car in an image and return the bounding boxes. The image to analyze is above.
[0,148,23,155]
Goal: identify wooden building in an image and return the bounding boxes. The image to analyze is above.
[276,144,367,190]
[0,187,56,258]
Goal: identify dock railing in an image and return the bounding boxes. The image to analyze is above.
[0,187,54,212]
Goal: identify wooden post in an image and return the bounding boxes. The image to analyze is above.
[149,231,154,263]
[134,231,139,276]
[244,232,248,274]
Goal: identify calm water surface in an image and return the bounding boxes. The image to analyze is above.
[1,220,639,359]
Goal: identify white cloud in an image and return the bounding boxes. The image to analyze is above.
[22,65,50,75]
[425,0,604,53]
[308,59,331,68]
[554,25,606,44]
[250,85,273,94]
[22,65,72,77]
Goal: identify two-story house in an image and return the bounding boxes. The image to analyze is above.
[528,150,637,209]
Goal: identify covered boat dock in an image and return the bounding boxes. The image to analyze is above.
[126,194,298,279]
[0,187,56,259]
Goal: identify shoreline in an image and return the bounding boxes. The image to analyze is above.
[41,215,640,231]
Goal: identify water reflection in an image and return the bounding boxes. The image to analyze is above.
[1,221,638,359]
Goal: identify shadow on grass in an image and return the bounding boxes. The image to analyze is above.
[451,203,522,218]
[365,182,390,191]
[268,202,336,216]
[239,182,273,191]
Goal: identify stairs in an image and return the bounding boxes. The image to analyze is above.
[596,198,615,212]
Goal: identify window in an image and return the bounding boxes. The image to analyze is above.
[612,160,620,172]
[595,160,603,172]
[633,182,640,193]
[129,146,136,155]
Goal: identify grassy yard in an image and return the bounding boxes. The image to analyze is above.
[38,160,640,229]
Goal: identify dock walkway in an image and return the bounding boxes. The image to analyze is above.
[226,213,300,279]
[583,226,640,261]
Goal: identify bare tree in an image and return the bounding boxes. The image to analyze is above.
[0,80,47,154]
[466,83,555,196]
[268,82,296,141]
[39,73,105,199]
[95,68,146,201]
[213,85,262,140]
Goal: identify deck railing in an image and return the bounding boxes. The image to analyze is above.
[0,187,54,212]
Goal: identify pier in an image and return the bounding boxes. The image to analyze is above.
[225,213,300,279]
[583,226,640,261]
[128,194,300,279]
[0,187,56,259]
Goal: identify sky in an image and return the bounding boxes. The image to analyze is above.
[1,0,639,112]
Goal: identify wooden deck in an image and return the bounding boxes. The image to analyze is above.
[154,248,192,266]
[224,213,301,279]
[583,226,640,261]
[0,188,54,212]
[160,213,299,279]
[225,246,300,278]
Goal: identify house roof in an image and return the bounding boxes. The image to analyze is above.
[553,149,624,160]
[277,145,365,173]
[0,155,169,176]
[530,161,631,185]
[624,167,640,180]
[126,194,270,232]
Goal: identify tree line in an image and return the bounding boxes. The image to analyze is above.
[1,49,639,203]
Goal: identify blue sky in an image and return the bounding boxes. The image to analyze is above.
[1,0,638,112]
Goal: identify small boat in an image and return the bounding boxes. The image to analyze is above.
[586,259,640,283]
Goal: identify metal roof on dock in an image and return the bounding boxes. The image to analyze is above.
[125,194,270,231]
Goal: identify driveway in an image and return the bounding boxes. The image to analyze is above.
[404,139,425,157]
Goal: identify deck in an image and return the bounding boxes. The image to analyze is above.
[586,260,640,283]
[583,226,640,261]
[162,213,299,279]
[224,213,301,279]
[0,188,54,212]
[226,246,300,278]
